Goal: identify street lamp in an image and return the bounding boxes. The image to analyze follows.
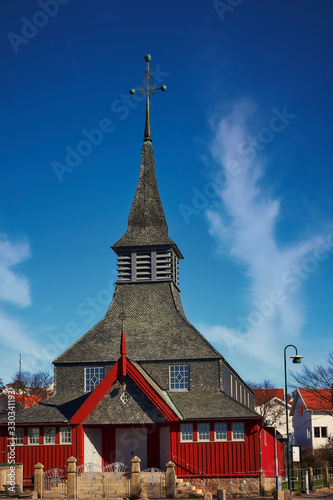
[284,344,303,491]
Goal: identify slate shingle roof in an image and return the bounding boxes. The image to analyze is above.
[168,391,259,420]
[54,282,221,364]
[112,142,181,254]
[0,393,89,424]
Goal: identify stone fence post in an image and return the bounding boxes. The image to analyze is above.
[67,456,77,498]
[259,470,265,496]
[308,467,314,491]
[34,463,44,499]
[217,490,226,500]
[165,461,176,498]
[131,456,141,497]
[324,465,330,488]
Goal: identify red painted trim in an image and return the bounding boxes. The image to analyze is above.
[120,328,127,376]
[70,357,179,424]
[126,360,179,422]
[70,363,119,424]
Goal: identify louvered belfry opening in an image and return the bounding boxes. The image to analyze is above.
[116,247,179,285]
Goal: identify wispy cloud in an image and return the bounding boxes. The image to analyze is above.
[201,101,329,381]
[0,235,38,381]
[0,235,31,307]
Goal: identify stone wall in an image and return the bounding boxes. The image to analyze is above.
[188,476,260,496]
[0,463,23,491]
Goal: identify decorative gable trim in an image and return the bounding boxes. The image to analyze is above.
[70,358,180,425]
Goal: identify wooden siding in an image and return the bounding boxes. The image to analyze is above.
[170,421,261,477]
[260,427,284,477]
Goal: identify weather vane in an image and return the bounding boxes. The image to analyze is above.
[129,54,167,142]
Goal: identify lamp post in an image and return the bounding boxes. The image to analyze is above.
[284,344,303,491]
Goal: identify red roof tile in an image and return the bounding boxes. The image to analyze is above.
[254,388,285,405]
[299,388,333,412]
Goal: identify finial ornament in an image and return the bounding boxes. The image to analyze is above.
[129,54,167,142]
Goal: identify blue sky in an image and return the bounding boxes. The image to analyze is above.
[1,0,333,387]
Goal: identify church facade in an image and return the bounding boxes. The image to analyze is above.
[0,57,283,484]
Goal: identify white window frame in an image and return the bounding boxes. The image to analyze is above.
[169,365,189,391]
[44,427,56,445]
[232,422,245,441]
[180,424,193,442]
[60,426,72,444]
[84,366,104,393]
[28,427,40,445]
[197,423,210,441]
[14,428,24,446]
[214,422,227,441]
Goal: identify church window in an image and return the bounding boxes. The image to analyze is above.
[232,422,244,441]
[85,367,104,392]
[14,428,24,445]
[28,427,40,445]
[120,392,130,405]
[169,365,189,390]
[214,422,227,441]
[180,424,193,442]
[44,427,56,444]
[197,423,210,441]
[60,427,72,444]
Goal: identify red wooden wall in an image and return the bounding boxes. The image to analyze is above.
[260,427,284,477]
[170,420,261,477]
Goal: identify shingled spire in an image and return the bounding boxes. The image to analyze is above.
[112,55,182,285]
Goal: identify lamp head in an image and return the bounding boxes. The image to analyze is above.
[291,354,303,364]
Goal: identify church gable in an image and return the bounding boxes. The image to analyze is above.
[84,377,167,425]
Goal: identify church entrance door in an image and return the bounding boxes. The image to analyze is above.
[84,427,102,466]
[116,427,147,469]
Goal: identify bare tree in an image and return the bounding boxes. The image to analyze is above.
[247,379,286,425]
[291,352,333,415]
[11,371,53,407]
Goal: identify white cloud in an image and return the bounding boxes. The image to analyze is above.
[0,236,31,307]
[205,102,328,382]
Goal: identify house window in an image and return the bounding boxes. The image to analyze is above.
[180,424,193,442]
[28,427,40,445]
[85,367,104,392]
[314,427,327,438]
[197,423,210,441]
[14,428,24,445]
[44,427,56,444]
[214,422,227,441]
[169,365,189,390]
[232,422,244,441]
[306,427,311,439]
[299,405,304,416]
[60,427,72,444]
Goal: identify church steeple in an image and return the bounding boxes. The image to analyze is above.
[112,55,182,285]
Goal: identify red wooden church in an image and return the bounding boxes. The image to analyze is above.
[0,55,283,486]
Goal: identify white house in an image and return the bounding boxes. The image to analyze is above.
[254,388,293,439]
[291,388,333,449]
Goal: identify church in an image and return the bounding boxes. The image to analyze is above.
[0,55,283,486]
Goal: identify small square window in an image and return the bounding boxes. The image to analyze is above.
[232,422,244,441]
[215,423,227,441]
[314,427,320,438]
[85,367,104,392]
[197,423,210,441]
[180,424,193,442]
[321,427,328,438]
[44,427,56,444]
[60,427,72,444]
[14,428,24,445]
[169,365,189,390]
[28,427,40,445]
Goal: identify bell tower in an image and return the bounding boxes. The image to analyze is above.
[112,55,183,286]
